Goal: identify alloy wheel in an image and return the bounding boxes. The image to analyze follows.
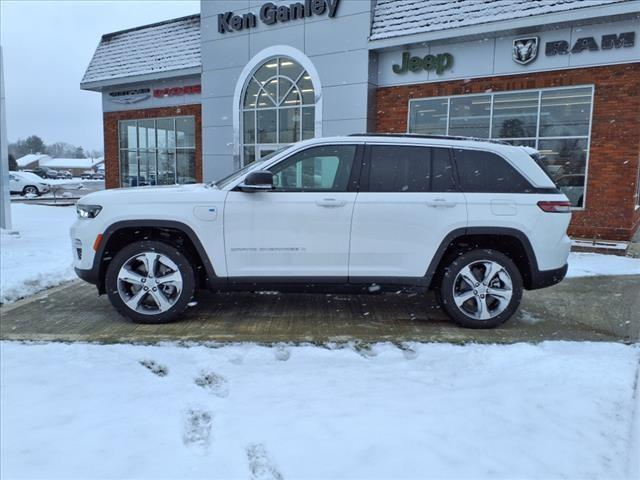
[117,252,183,315]
[452,260,513,320]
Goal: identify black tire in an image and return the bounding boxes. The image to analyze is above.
[22,185,40,196]
[437,249,523,329]
[105,240,195,324]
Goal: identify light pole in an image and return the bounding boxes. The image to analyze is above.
[0,45,11,230]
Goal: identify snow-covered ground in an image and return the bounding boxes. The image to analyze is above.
[1,341,638,479]
[0,204,76,303]
[566,252,640,278]
[1,203,639,304]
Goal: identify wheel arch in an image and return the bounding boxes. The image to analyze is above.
[93,220,219,294]
[426,227,539,290]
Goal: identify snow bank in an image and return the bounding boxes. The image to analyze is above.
[1,341,638,479]
[567,252,640,278]
[0,204,76,303]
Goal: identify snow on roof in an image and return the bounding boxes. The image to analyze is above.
[370,0,624,41]
[81,14,200,88]
[40,158,104,170]
[16,153,51,168]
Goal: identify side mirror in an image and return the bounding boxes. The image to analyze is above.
[239,170,274,192]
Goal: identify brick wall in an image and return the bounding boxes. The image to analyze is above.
[103,104,202,189]
[375,63,640,241]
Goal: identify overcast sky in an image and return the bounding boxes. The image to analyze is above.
[1,0,199,152]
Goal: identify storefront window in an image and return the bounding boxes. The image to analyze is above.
[408,86,594,207]
[118,116,196,187]
[449,95,491,138]
[241,57,315,166]
[636,162,640,208]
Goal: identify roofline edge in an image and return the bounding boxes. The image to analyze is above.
[101,13,200,40]
[369,1,640,47]
[80,66,202,92]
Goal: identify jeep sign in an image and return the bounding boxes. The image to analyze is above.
[392,52,455,75]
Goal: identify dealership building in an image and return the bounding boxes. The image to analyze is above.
[80,0,640,244]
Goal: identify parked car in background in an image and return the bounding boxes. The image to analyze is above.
[9,171,51,196]
[28,167,59,179]
[56,170,73,180]
[81,170,104,180]
[72,134,572,328]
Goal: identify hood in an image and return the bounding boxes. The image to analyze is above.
[78,183,221,206]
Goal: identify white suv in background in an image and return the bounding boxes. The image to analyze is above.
[71,134,572,328]
[9,171,51,196]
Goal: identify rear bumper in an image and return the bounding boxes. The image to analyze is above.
[528,263,568,290]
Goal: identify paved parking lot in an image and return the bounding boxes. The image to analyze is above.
[1,275,638,344]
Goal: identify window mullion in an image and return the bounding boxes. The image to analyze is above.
[488,94,495,139]
[276,58,280,107]
[535,90,542,150]
[173,118,177,185]
[446,98,451,136]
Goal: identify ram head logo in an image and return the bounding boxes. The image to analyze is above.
[512,37,539,65]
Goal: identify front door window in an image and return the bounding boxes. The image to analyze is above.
[269,145,356,192]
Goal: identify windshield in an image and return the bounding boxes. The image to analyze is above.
[211,146,293,189]
[213,160,266,189]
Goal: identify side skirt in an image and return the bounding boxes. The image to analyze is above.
[219,276,429,294]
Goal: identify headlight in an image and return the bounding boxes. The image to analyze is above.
[77,204,102,219]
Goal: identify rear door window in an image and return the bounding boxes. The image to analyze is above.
[368,145,456,192]
[454,148,533,193]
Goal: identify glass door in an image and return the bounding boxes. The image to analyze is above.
[258,145,282,161]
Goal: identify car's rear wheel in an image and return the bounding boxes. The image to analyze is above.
[438,249,522,329]
[22,185,39,196]
[105,241,195,324]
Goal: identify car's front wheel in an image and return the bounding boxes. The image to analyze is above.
[438,249,523,329]
[22,185,40,196]
[105,241,195,324]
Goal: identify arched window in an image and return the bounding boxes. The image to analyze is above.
[241,56,315,165]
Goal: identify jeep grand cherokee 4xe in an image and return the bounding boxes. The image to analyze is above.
[71,135,571,328]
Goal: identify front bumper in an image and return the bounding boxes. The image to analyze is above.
[75,267,98,285]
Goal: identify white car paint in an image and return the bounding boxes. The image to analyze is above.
[9,171,51,195]
[71,135,571,286]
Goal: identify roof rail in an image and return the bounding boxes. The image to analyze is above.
[348,133,511,145]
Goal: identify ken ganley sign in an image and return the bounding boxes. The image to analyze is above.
[218,0,340,33]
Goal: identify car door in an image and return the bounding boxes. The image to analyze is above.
[8,174,19,192]
[224,144,361,279]
[453,147,541,237]
[349,144,467,279]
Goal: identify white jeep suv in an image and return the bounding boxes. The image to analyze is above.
[71,134,571,328]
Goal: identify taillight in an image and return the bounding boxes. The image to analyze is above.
[537,201,572,213]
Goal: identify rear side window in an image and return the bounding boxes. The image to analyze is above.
[454,149,533,193]
[369,145,456,192]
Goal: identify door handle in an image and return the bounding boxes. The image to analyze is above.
[316,198,346,208]
[425,198,457,208]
